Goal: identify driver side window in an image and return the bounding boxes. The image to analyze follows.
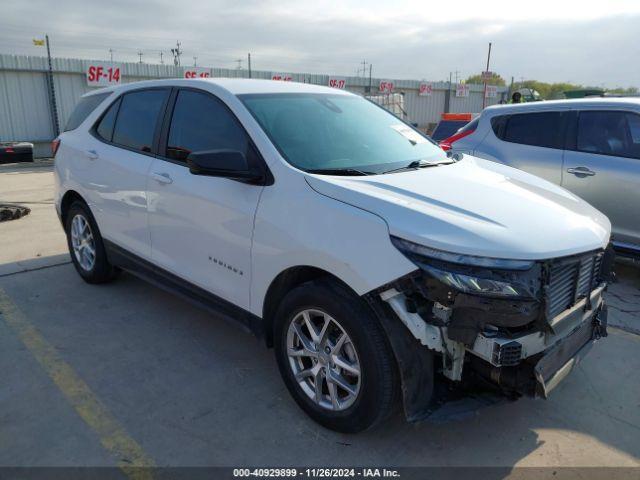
[166,90,249,162]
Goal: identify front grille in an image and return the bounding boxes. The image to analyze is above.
[493,341,523,366]
[545,252,603,320]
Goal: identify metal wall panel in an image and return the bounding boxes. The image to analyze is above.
[0,53,507,148]
[0,70,52,142]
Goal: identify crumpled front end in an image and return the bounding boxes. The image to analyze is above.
[365,241,615,423]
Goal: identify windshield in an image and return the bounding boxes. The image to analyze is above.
[239,93,448,174]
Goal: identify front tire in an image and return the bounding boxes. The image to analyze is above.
[274,279,398,433]
[65,201,118,284]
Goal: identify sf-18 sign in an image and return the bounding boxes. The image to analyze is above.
[184,67,211,79]
[86,63,121,87]
[328,77,346,89]
[455,83,470,97]
[485,85,498,98]
[379,80,394,93]
[272,73,293,81]
[419,83,433,96]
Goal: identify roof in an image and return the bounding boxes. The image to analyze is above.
[484,96,640,115]
[84,78,353,98]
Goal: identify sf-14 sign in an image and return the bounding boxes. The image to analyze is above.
[86,63,121,87]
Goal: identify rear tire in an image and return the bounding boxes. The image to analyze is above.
[274,278,398,433]
[65,201,118,284]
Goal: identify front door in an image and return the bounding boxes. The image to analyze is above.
[562,109,640,249]
[146,88,264,310]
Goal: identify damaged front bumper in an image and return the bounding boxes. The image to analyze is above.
[365,247,613,423]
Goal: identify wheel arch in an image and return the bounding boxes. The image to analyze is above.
[261,265,358,348]
[60,189,88,225]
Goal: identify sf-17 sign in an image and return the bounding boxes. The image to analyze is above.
[86,63,121,87]
[272,73,293,81]
[328,77,346,89]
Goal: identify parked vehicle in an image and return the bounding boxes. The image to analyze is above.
[443,98,640,257]
[430,113,476,142]
[54,79,612,432]
[0,141,34,163]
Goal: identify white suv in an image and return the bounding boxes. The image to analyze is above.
[54,79,612,432]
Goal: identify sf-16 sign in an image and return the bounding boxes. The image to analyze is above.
[86,63,121,87]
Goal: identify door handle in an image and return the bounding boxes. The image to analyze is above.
[86,149,99,161]
[567,167,596,177]
[151,172,173,185]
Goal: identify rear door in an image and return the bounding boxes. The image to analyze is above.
[146,88,265,310]
[87,88,170,259]
[562,109,640,249]
[477,110,567,184]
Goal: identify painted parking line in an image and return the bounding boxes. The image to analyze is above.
[0,288,155,480]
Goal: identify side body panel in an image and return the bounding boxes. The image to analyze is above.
[249,173,417,317]
[147,158,262,310]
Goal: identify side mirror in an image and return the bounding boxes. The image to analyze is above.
[186,150,264,183]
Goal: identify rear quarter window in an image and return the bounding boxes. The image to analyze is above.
[64,93,111,131]
[492,111,565,149]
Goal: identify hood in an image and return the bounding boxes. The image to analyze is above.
[305,156,611,260]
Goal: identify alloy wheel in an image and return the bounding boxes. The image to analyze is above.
[286,309,361,411]
[70,214,96,271]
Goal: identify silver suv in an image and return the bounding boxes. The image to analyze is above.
[443,98,640,257]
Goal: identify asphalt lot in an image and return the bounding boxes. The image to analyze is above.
[1,161,639,473]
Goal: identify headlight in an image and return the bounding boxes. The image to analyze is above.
[391,236,534,270]
[420,264,532,298]
[391,236,536,298]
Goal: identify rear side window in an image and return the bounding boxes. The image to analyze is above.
[64,93,110,131]
[166,90,249,162]
[492,112,564,149]
[112,89,169,153]
[576,111,640,160]
[95,98,121,142]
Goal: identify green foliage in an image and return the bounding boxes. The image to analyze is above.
[465,73,638,99]
[465,73,506,86]
[515,80,638,99]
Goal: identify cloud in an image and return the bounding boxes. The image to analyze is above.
[0,0,638,87]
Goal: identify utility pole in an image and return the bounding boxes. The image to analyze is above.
[137,51,144,63]
[454,70,461,84]
[171,41,182,66]
[359,60,368,77]
[235,58,243,70]
[159,51,164,64]
[445,71,452,113]
[482,42,492,109]
[109,48,114,61]
[247,53,252,78]
[368,63,372,94]
[193,56,198,67]
[45,34,59,137]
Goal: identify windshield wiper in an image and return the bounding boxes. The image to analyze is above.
[306,168,375,176]
[382,159,449,174]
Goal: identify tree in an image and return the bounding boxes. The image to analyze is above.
[464,73,506,86]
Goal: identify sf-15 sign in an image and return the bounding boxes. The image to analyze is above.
[86,63,121,87]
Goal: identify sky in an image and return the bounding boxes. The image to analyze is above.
[1,0,639,88]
